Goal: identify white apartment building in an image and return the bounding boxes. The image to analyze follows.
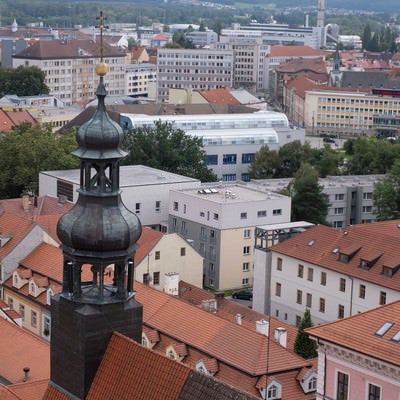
[120,111,305,181]
[168,183,291,291]
[156,48,234,102]
[39,165,201,231]
[13,39,127,106]
[213,34,269,93]
[125,63,157,98]
[250,174,384,228]
[253,220,400,327]
[304,88,400,137]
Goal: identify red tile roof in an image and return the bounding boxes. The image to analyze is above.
[5,110,36,126]
[199,88,241,105]
[269,45,328,58]
[0,212,37,259]
[135,227,163,264]
[286,75,328,99]
[8,378,50,400]
[276,57,328,74]
[270,220,400,291]
[0,109,14,132]
[0,318,49,384]
[306,299,400,366]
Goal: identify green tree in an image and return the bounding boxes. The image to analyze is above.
[127,37,140,49]
[123,120,217,182]
[0,65,49,96]
[373,159,400,221]
[248,145,280,179]
[293,308,318,359]
[286,163,329,225]
[172,30,195,49]
[313,145,341,178]
[362,24,372,50]
[0,124,78,198]
[276,141,313,178]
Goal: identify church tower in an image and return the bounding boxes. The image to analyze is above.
[50,12,143,400]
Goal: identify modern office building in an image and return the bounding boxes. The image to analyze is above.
[168,183,291,290]
[120,111,305,181]
[304,88,400,137]
[156,48,234,102]
[39,165,201,231]
[125,63,157,98]
[250,174,383,228]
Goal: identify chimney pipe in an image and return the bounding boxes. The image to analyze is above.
[235,314,242,325]
[256,319,270,336]
[274,327,287,348]
[23,367,30,382]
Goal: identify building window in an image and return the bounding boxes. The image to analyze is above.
[241,153,255,164]
[222,153,237,164]
[275,282,281,297]
[298,264,304,278]
[334,207,344,215]
[320,271,327,286]
[338,304,345,319]
[8,298,13,309]
[31,311,37,328]
[306,293,312,308]
[380,291,386,305]
[339,278,346,292]
[57,180,73,201]
[19,304,25,320]
[209,246,216,260]
[243,246,250,255]
[335,193,344,200]
[273,209,282,216]
[363,192,372,199]
[240,212,247,219]
[368,383,381,400]
[296,315,302,326]
[277,257,282,271]
[307,268,314,282]
[43,316,50,337]
[208,278,214,287]
[209,263,215,272]
[173,201,178,211]
[242,262,250,272]
[336,371,349,400]
[180,247,186,256]
[199,243,205,255]
[213,213,219,220]
[319,298,325,313]
[244,229,251,239]
[362,205,372,213]
[153,271,160,285]
[359,284,366,299]
[242,278,249,285]
[222,173,236,181]
[135,203,141,214]
[296,290,302,304]
[155,251,160,260]
[207,154,218,165]
[257,210,267,218]
[155,201,161,212]
[333,221,344,228]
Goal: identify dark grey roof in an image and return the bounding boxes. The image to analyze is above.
[340,70,400,89]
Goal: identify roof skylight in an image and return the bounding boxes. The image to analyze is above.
[391,330,400,343]
[375,321,393,337]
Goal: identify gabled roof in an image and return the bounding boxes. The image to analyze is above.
[5,110,36,127]
[285,75,328,99]
[306,299,400,367]
[7,378,50,400]
[276,57,328,75]
[0,318,49,384]
[135,282,310,376]
[271,220,400,290]
[268,45,328,58]
[0,212,37,259]
[135,227,163,264]
[198,88,240,105]
[0,109,14,131]
[41,332,259,400]
[14,39,125,60]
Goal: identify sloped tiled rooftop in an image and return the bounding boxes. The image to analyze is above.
[271,220,400,290]
[306,299,400,366]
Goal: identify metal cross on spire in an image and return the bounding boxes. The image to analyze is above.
[95,11,109,61]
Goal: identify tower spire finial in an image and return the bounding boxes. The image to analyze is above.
[95,10,108,62]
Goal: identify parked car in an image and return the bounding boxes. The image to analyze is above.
[323,136,335,143]
[232,289,253,301]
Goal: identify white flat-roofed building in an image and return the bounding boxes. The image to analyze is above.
[250,174,383,228]
[120,111,305,181]
[168,183,291,290]
[39,165,201,231]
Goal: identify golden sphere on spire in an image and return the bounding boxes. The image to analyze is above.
[96,62,108,76]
